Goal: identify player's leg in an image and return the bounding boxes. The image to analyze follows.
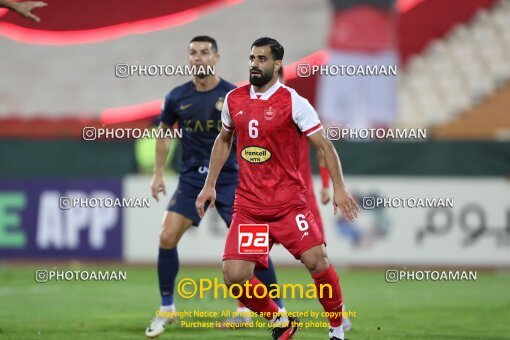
[222,215,297,339]
[158,211,194,308]
[146,179,203,338]
[223,259,294,333]
[309,198,351,331]
[274,206,343,339]
[146,211,194,338]
[220,257,284,328]
[215,185,284,328]
[292,207,345,339]
[300,245,344,340]
[254,257,284,309]
[216,181,262,326]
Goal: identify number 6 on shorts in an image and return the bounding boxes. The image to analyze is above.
[295,214,309,231]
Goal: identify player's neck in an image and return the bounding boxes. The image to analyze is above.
[193,75,220,92]
[252,77,278,94]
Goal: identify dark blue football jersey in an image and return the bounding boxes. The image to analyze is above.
[160,78,237,177]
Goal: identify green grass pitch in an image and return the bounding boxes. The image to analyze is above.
[0,265,509,339]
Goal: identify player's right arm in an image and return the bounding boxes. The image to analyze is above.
[150,121,172,202]
[151,93,178,202]
[196,93,235,218]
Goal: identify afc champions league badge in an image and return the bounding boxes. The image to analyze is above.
[215,97,224,111]
[264,106,276,120]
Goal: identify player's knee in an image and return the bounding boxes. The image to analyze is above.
[313,257,330,274]
[159,230,179,249]
[303,252,330,274]
[223,269,250,287]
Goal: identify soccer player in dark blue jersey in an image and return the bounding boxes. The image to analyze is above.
[146,36,284,338]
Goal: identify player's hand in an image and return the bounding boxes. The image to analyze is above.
[12,1,47,22]
[320,187,331,205]
[196,185,216,218]
[332,186,359,222]
[150,174,167,202]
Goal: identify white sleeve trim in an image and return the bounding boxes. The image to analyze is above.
[305,124,323,136]
[289,88,322,134]
[221,91,234,130]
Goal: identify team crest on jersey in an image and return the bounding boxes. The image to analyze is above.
[264,106,276,120]
[241,146,272,163]
[215,97,225,111]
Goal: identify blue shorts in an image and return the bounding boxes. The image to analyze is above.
[167,168,238,227]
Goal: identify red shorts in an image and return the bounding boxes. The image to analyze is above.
[223,203,325,269]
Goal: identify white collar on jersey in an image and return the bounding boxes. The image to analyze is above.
[250,80,282,100]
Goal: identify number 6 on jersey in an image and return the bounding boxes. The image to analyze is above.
[248,119,258,138]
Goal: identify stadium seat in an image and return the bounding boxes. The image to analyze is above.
[398,0,510,136]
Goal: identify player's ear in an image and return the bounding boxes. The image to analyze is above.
[274,60,282,74]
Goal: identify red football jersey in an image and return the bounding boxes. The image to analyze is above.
[222,81,323,209]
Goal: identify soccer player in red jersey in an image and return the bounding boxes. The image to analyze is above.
[196,37,359,340]
[219,68,334,330]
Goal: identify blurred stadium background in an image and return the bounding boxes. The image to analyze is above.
[1,0,509,339]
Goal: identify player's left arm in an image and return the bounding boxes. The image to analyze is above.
[308,131,359,221]
[311,145,331,204]
[292,90,359,220]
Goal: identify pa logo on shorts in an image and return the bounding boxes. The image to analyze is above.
[238,224,269,254]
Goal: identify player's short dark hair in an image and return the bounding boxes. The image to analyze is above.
[251,37,284,61]
[190,35,218,53]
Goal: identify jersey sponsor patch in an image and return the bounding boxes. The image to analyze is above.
[238,224,269,254]
[241,146,272,163]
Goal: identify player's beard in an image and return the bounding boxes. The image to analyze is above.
[249,67,273,87]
